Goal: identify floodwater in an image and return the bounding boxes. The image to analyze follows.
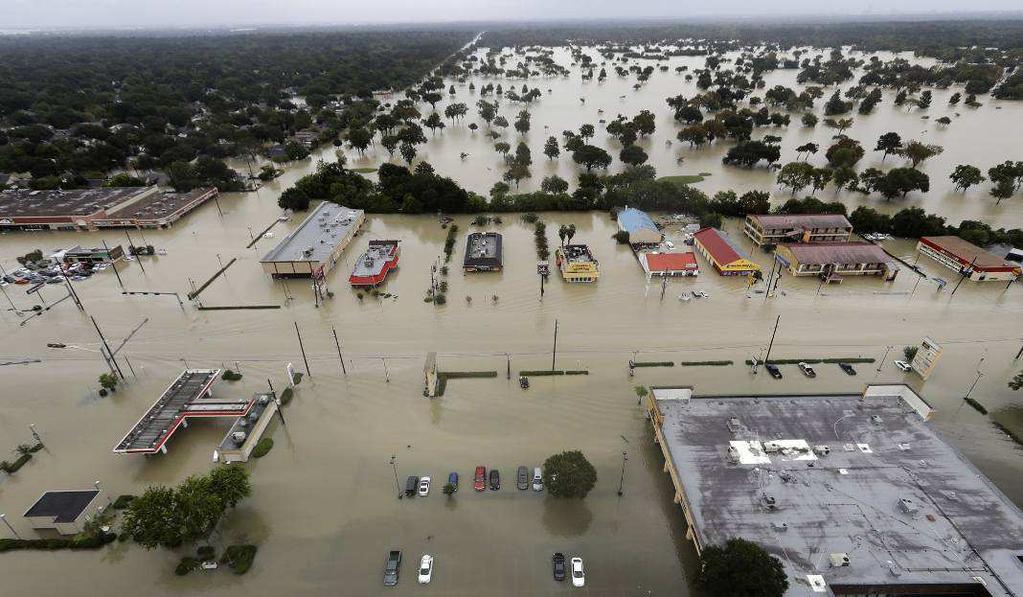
[1,44,1023,597]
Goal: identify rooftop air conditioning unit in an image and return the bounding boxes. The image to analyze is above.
[231,431,247,445]
[829,553,850,568]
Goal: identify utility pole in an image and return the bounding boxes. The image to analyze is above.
[551,319,559,372]
[58,263,84,311]
[950,257,978,297]
[506,353,511,380]
[125,231,146,274]
[294,322,311,377]
[104,240,125,291]
[763,315,781,365]
[331,326,347,375]
[660,275,667,300]
[268,379,285,425]
[382,358,390,383]
[617,451,628,497]
[1015,341,1023,360]
[964,371,984,401]
[763,258,778,303]
[91,316,124,379]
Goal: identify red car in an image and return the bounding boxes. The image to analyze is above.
[473,466,486,491]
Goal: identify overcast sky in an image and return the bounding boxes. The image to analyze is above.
[3,0,1021,30]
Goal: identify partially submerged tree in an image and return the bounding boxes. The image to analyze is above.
[697,538,789,597]
[542,450,597,499]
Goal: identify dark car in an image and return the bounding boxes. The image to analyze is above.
[405,476,419,497]
[765,363,782,379]
[552,552,566,581]
[383,550,402,586]
[839,362,857,376]
[447,472,459,492]
[489,468,500,490]
[473,466,486,491]
[519,376,529,389]
[516,466,529,490]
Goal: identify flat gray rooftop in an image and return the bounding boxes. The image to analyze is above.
[114,369,249,454]
[655,387,1023,596]
[0,187,149,218]
[260,202,363,264]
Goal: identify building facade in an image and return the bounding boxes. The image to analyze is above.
[260,203,365,278]
[555,244,600,283]
[693,227,761,276]
[917,236,1021,282]
[744,213,853,246]
[616,207,662,245]
[774,242,898,281]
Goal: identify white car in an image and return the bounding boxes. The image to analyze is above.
[570,557,585,587]
[417,554,433,584]
[418,476,431,497]
[894,360,912,372]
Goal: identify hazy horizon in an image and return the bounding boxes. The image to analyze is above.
[3,0,1023,32]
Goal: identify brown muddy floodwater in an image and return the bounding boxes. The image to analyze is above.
[1,44,1023,597]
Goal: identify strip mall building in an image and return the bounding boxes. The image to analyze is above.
[917,236,1021,282]
[693,227,761,276]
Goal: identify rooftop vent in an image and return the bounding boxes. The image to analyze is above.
[899,497,919,515]
[829,553,851,568]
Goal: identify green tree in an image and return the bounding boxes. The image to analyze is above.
[494,141,511,155]
[897,141,943,169]
[572,145,612,171]
[104,173,146,187]
[121,486,184,549]
[99,373,119,392]
[423,112,445,134]
[619,145,649,166]
[903,345,919,361]
[875,168,930,200]
[875,132,903,161]
[697,538,789,597]
[738,190,771,214]
[541,175,568,195]
[578,123,595,139]
[542,450,597,499]
[950,165,984,192]
[514,110,531,134]
[348,127,373,155]
[543,136,560,160]
[776,162,814,196]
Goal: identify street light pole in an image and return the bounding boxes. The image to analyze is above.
[390,455,401,499]
[617,451,628,497]
[0,513,20,539]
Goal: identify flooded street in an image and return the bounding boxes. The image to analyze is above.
[2,44,1023,597]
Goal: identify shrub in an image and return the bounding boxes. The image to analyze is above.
[251,438,274,458]
[222,369,243,381]
[112,494,136,509]
[279,388,294,405]
[223,544,258,574]
[175,556,199,576]
[613,230,630,244]
[197,545,216,560]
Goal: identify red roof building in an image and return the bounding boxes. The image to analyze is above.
[693,227,761,276]
[639,251,700,277]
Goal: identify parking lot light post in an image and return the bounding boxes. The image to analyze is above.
[390,455,401,499]
[617,451,628,497]
[0,513,19,539]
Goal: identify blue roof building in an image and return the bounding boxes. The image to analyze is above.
[616,207,662,245]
